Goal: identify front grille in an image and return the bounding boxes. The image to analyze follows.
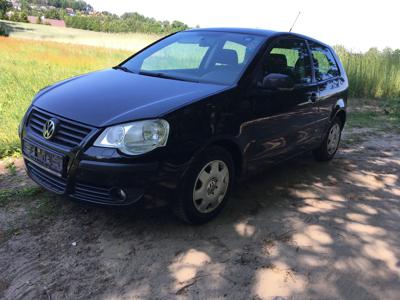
[26,161,67,194]
[72,182,113,203]
[28,109,93,148]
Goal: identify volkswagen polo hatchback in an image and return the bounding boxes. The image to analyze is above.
[19,28,348,224]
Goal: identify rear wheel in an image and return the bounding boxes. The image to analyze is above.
[313,118,342,161]
[173,146,234,224]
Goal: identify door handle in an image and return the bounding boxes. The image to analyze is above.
[308,92,317,103]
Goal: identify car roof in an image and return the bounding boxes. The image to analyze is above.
[188,27,278,37]
[186,27,330,48]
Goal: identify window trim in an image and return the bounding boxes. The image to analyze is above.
[307,40,341,83]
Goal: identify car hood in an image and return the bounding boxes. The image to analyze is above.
[33,69,231,127]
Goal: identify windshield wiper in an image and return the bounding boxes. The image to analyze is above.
[113,65,135,73]
[138,71,198,83]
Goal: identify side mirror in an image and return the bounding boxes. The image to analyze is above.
[262,73,295,91]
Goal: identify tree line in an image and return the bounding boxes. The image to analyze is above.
[65,13,188,34]
[0,0,189,34]
[26,0,91,11]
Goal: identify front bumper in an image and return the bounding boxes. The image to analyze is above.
[25,152,161,206]
[21,107,184,206]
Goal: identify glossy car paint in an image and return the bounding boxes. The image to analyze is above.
[20,28,348,206]
[33,70,231,127]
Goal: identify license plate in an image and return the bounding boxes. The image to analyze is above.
[23,140,64,175]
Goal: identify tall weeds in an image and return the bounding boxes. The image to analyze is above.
[335,46,400,99]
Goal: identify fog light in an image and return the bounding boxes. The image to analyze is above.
[111,188,127,202]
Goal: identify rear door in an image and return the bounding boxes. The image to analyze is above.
[242,37,320,168]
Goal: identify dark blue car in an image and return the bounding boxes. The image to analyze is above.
[19,28,348,224]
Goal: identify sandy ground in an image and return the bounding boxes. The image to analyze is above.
[0,128,400,299]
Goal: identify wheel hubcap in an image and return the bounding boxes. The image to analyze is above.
[193,160,229,213]
[327,123,341,155]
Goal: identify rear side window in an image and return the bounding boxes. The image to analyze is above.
[309,43,340,81]
[265,38,312,84]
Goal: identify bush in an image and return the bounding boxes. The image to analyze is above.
[44,8,61,20]
[0,23,8,36]
[9,11,28,23]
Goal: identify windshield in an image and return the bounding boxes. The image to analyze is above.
[121,31,265,85]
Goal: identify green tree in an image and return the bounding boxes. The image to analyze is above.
[20,11,28,22]
[0,0,12,19]
[63,8,190,34]
[44,8,61,19]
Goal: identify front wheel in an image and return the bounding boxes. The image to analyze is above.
[313,118,342,161]
[173,146,234,224]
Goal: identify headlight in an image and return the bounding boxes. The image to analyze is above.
[94,119,169,155]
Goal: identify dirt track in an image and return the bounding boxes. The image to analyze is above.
[1,128,400,299]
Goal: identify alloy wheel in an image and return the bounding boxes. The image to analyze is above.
[192,160,229,213]
[327,123,341,155]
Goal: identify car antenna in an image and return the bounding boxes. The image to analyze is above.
[289,11,301,32]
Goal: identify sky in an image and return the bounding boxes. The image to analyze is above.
[87,0,400,52]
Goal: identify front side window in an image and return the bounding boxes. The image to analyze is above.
[123,31,265,85]
[264,38,312,84]
[309,42,340,81]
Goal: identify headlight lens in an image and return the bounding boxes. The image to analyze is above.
[94,119,169,155]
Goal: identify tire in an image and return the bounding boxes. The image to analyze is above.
[173,146,235,224]
[313,117,343,161]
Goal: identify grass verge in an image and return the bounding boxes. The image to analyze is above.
[0,36,131,157]
[346,98,400,130]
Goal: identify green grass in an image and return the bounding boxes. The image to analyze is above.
[0,186,43,207]
[0,186,61,218]
[4,159,17,175]
[0,36,132,157]
[346,98,400,129]
[0,20,160,51]
[335,46,400,99]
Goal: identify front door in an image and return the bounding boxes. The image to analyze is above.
[242,37,320,171]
